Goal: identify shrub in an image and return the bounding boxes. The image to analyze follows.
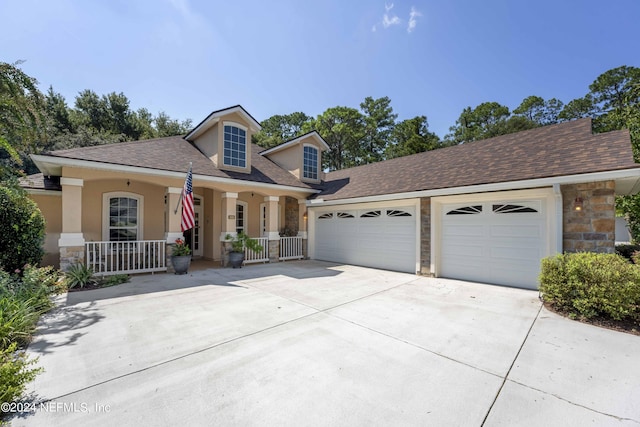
[64,264,96,289]
[0,184,45,272]
[99,274,129,288]
[615,244,640,262]
[0,343,42,411]
[539,252,640,321]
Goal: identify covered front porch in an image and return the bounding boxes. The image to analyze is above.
[54,168,312,275]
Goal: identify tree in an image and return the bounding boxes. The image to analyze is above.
[513,95,564,125]
[0,183,45,272]
[0,62,46,178]
[558,95,596,121]
[154,111,192,137]
[360,96,397,163]
[253,112,312,148]
[446,102,511,144]
[305,106,365,171]
[385,116,441,159]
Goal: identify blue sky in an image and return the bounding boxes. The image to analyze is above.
[2,0,639,138]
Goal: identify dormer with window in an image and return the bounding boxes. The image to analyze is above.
[260,131,330,183]
[184,105,261,173]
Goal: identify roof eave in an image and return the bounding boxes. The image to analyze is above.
[30,154,320,194]
[185,105,262,141]
[308,167,640,206]
[260,131,331,157]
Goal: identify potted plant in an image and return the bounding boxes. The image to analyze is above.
[171,238,192,274]
[225,232,264,268]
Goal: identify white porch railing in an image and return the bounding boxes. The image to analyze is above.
[280,236,304,260]
[86,240,167,276]
[244,237,269,264]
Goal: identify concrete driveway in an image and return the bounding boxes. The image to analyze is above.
[13,261,640,426]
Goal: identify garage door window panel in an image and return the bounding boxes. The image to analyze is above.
[492,204,538,214]
[446,205,482,215]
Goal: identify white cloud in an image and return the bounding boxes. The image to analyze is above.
[382,2,401,28]
[407,6,421,33]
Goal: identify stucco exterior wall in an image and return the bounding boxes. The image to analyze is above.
[561,181,616,253]
[30,194,62,268]
[262,136,325,184]
[82,180,166,242]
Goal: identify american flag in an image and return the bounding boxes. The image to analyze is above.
[181,165,195,232]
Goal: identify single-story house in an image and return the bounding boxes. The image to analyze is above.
[21,105,640,289]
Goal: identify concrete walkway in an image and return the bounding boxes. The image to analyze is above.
[12,261,640,426]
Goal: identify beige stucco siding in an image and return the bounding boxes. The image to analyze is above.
[194,126,219,166]
[82,180,166,242]
[268,145,302,180]
[262,135,325,183]
[29,194,62,268]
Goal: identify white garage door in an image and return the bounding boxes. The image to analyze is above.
[440,200,547,289]
[313,205,417,273]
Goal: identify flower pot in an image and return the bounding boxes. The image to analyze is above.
[228,251,245,268]
[171,255,191,275]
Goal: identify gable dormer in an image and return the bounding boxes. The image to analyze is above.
[185,105,261,174]
[260,131,330,183]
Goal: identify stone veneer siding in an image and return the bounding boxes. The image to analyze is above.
[284,196,299,235]
[268,240,280,263]
[60,246,85,272]
[561,181,615,253]
[420,197,431,275]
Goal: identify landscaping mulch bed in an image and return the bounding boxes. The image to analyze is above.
[543,301,640,336]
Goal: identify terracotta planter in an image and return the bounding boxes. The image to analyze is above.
[171,255,191,275]
[228,251,245,268]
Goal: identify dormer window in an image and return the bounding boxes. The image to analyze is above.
[223,123,247,168]
[303,145,319,180]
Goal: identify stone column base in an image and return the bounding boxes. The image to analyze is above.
[268,240,280,263]
[221,241,232,267]
[60,246,85,272]
[166,243,176,273]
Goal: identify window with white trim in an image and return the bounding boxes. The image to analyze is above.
[223,123,247,168]
[103,192,143,241]
[303,145,318,180]
[236,201,247,234]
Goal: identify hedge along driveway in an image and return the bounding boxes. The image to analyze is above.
[17,261,640,426]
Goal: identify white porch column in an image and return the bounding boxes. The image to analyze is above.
[220,192,238,266]
[265,196,280,262]
[297,199,308,239]
[165,187,183,243]
[298,199,308,259]
[58,178,85,271]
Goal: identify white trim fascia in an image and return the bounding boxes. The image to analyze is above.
[306,168,640,207]
[185,106,261,140]
[58,233,85,247]
[259,131,331,156]
[31,155,320,195]
[266,231,280,240]
[60,177,83,187]
[165,232,184,243]
[25,189,61,196]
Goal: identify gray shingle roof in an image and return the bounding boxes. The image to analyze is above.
[45,136,314,189]
[317,119,639,201]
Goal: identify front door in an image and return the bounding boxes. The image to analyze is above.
[192,196,203,257]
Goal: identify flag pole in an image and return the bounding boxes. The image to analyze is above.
[174,162,192,214]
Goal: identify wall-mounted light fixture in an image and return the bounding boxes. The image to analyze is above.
[303,211,308,220]
[574,197,583,211]
[127,179,130,187]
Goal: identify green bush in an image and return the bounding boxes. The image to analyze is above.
[539,252,640,321]
[0,342,42,411]
[0,184,45,272]
[615,244,640,262]
[98,274,129,288]
[64,264,96,289]
[0,267,57,351]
